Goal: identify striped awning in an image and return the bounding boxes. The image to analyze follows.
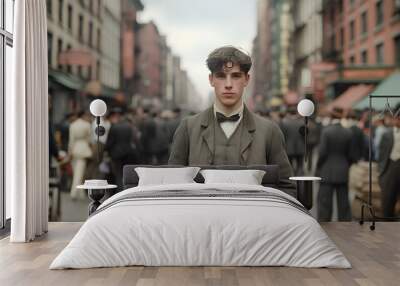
[325,84,374,112]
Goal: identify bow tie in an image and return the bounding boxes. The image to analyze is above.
[216,112,240,123]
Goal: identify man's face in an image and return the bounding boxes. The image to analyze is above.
[110,114,121,124]
[209,63,249,108]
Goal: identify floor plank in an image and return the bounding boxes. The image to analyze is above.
[0,222,399,286]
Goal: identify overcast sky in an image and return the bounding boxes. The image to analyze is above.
[139,0,257,101]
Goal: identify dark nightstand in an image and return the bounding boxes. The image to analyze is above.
[289,176,321,210]
[77,183,117,215]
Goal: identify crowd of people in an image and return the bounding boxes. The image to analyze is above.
[49,107,183,199]
[49,100,400,221]
[48,102,400,221]
[272,104,400,221]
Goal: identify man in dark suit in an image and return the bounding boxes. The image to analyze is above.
[105,109,137,191]
[138,108,157,164]
[346,110,367,162]
[316,108,354,221]
[378,105,400,217]
[168,46,295,197]
[279,106,305,175]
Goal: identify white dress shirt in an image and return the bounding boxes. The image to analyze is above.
[213,102,244,139]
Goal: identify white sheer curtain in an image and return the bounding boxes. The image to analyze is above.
[7,0,49,242]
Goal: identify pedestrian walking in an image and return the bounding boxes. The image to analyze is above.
[68,111,93,200]
[105,109,138,191]
[317,108,355,221]
[378,104,400,217]
[279,106,305,176]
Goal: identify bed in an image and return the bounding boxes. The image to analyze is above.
[50,165,351,269]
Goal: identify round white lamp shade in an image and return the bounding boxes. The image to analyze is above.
[90,99,107,117]
[297,99,315,117]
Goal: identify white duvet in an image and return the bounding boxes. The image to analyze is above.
[50,183,351,269]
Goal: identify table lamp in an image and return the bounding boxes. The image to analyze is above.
[289,99,320,210]
[297,99,315,163]
[82,99,114,215]
[89,99,107,162]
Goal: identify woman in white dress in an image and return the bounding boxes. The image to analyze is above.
[68,111,93,199]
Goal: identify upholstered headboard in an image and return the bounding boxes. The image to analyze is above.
[122,164,280,190]
[121,165,315,210]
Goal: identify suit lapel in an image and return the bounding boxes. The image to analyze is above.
[240,105,256,162]
[200,107,215,158]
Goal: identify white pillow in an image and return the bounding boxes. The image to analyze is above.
[200,169,266,185]
[135,167,201,186]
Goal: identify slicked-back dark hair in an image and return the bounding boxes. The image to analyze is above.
[206,46,252,74]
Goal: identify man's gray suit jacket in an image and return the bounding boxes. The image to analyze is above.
[168,105,295,197]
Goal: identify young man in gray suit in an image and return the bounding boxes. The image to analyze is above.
[168,46,295,197]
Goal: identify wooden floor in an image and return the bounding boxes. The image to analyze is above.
[0,222,399,286]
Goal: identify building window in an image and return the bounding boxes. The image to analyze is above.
[395,36,400,67]
[88,66,92,80]
[330,34,336,50]
[96,60,101,80]
[67,4,73,30]
[361,50,368,64]
[57,38,63,69]
[89,22,93,47]
[98,0,102,16]
[350,0,355,8]
[78,14,84,42]
[89,0,93,13]
[361,11,368,35]
[47,0,52,17]
[47,32,53,66]
[349,55,355,65]
[376,0,384,27]
[57,38,63,55]
[395,0,400,16]
[78,66,82,78]
[66,44,72,72]
[97,28,101,52]
[349,20,355,43]
[376,43,384,64]
[338,0,343,14]
[58,0,63,25]
[340,27,344,47]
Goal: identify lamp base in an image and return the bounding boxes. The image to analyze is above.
[289,176,321,210]
[88,188,105,215]
[296,181,313,210]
